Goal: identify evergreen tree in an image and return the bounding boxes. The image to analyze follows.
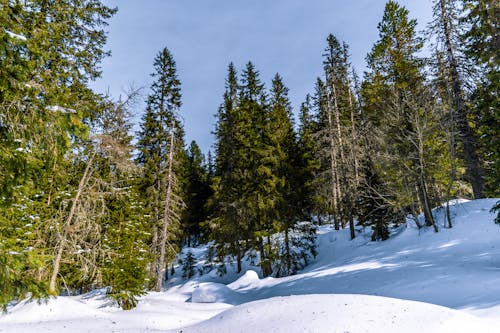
[210,63,246,273]
[321,34,359,238]
[267,73,299,276]
[362,1,441,232]
[181,250,196,279]
[183,140,211,246]
[136,47,185,292]
[462,0,499,197]
[98,94,149,310]
[296,94,320,220]
[0,0,116,306]
[430,0,485,200]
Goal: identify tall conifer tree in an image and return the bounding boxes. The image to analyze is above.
[136,47,185,291]
[362,1,441,232]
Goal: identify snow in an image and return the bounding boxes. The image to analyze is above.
[5,30,27,41]
[1,198,499,332]
[177,294,498,333]
[45,105,77,114]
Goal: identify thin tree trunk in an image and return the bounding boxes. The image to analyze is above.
[326,93,340,230]
[155,121,176,292]
[236,244,242,274]
[445,77,456,229]
[149,223,158,283]
[346,70,360,186]
[332,83,348,229]
[49,150,96,294]
[284,227,291,274]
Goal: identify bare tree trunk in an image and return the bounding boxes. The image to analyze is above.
[326,92,340,230]
[236,244,242,273]
[49,150,96,294]
[347,79,360,186]
[155,121,176,292]
[284,227,291,274]
[149,213,159,283]
[444,55,456,229]
[332,83,348,230]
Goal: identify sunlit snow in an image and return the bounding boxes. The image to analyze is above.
[1,199,499,333]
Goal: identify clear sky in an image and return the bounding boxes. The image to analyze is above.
[92,0,433,154]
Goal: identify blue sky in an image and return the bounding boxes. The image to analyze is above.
[92,0,433,154]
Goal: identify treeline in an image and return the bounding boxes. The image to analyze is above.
[0,0,497,310]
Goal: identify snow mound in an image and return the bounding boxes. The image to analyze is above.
[178,294,498,333]
[191,282,244,305]
[227,270,260,290]
[0,297,104,323]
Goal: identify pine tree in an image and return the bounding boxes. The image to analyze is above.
[210,63,247,273]
[136,47,185,292]
[181,250,196,279]
[362,1,441,232]
[183,140,211,246]
[97,93,149,310]
[0,0,116,306]
[296,94,320,220]
[267,73,298,276]
[462,0,499,197]
[430,0,485,200]
[321,34,359,239]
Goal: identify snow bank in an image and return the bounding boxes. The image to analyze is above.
[191,282,244,305]
[0,297,104,323]
[227,269,260,289]
[178,294,498,333]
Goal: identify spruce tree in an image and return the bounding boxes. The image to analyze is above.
[0,0,116,306]
[97,94,149,310]
[362,1,441,231]
[268,74,316,276]
[462,0,499,197]
[210,63,246,273]
[430,0,485,200]
[183,140,211,246]
[136,47,185,292]
[296,94,319,220]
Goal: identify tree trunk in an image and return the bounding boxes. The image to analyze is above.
[149,224,158,283]
[49,150,96,294]
[284,227,291,274]
[236,244,242,274]
[326,89,340,230]
[347,196,355,240]
[155,121,176,292]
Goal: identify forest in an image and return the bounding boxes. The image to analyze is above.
[0,0,498,310]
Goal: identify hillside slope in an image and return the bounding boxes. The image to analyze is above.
[1,199,499,332]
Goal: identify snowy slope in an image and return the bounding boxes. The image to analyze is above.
[1,198,499,332]
[176,294,498,333]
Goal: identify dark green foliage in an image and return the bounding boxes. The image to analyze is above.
[462,0,499,196]
[181,251,197,279]
[492,201,500,225]
[0,0,115,307]
[210,63,317,277]
[183,141,212,245]
[97,96,149,310]
[136,47,186,291]
[0,207,49,311]
[296,95,320,218]
[357,159,395,241]
[362,1,440,231]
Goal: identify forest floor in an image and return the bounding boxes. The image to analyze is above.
[1,198,499,332]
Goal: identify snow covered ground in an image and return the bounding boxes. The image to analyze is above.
[1,198,499,332]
